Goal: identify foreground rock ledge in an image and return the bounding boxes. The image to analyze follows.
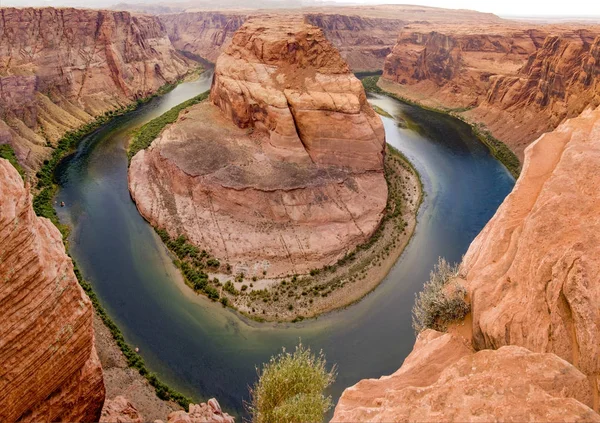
[0,158,104,422]
[129,16,388,277]
[333,107,600,421]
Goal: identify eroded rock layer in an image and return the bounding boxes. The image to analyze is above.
[159,5,503,73]
[333,330,600,422]
[333,107,600,420]
[0,7,192,172]
[381,24,600,158]
[0,159,104,422]
[129,16,387,277]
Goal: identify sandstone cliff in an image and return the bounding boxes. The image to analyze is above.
[333,107,600,421]
[160,12,246,63]
[129,16,387,277]
[0,7,192,173]
[161,11,402,71]
[101,396,234,423]
[0,158,105,422]
[381,24,600,158]
[159,5,503,73]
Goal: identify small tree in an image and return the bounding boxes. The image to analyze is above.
[412,257,470,333]
[248,343,336,423]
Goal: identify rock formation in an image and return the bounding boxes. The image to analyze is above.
[101,396,143,423]
[0,158,105,422]
[129,16,387,277]
[0,7,192,172]
[168,399,235,423]
[333,107,600,420]
[380,24,600,158]
[160,12,246,63]
[333,330,600,422]
[159,5,502,72]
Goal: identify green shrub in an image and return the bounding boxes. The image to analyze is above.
[128,90,210,162]
[361,76,383,94]
[248,343,336,423]
[412,257,470,333]
[0,144,25,179]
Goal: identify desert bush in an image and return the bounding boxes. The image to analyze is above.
[412,257,470,333]
[248,343,336,423]
[0,144,25,179]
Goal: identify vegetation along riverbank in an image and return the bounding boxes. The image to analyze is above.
[130,93,423,322]
[31,69,205,411]
[362,76,521,179]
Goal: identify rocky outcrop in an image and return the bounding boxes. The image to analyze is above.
[101,396,143,423]
[0,158,105,422]
[381,25,600,158]
[101,396,234,423]
[129,16,387,277]
[460,106,600,389]
[333,107,600,420]
[168,399,234,423]
[333,330,600,422]
[0,7,192,173]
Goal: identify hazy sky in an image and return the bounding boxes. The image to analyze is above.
[1,0,598,18]
[339,0,600,17]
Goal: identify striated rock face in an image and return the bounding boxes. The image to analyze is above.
[210,16,385,170]
[160,5,502,73]
[161,11,402,72]
[0,158,105,422]
[333,330,600,422]
[161,12,245,63]
[382,27,543,106]
[461,106,600,388]
[101,396,143,423]
[333,106,600,420]
[0,7,192,172]
[381,25,600,158]
[469,31,600,157]
[129,16,387,277]
[168,399,235,423]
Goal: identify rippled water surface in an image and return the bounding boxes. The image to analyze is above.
[55,74,514,418]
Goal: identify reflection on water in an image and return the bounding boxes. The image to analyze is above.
[55,78,514,418]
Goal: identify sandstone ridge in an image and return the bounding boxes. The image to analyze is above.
[333,107,600,421]
[129,16,388,277]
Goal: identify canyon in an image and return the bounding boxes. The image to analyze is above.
[158,5,502,72]
[380,23,600,159]
[333,105,600,421]
[0,7,192,173]
[1,3,600,422]
[129,16,388,280]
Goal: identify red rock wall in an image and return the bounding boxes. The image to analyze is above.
[0,159,104,422]
[0,7,192,172]
[380,25,600,158]
[161,11,403,71]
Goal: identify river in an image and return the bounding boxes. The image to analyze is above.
[55,71,514,418]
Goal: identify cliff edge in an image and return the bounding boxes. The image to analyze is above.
[0,158,105,422]
[333,106,600,421]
